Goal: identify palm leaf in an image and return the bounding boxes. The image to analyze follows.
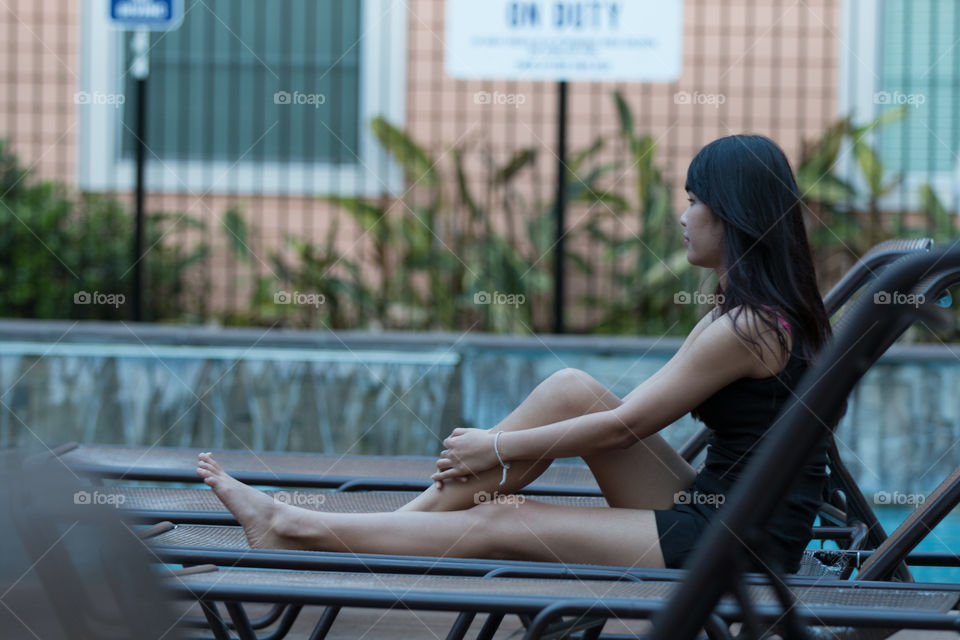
[452,146,482,221]
[370,116,438,188]
[613,90,635,142]
[495,148,537,184]
[221,207,251,262]
[852,139,886,195]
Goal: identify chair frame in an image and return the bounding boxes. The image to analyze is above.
[651,245,960,639]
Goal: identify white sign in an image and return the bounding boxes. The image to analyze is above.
[108,0,183,31]
[445,0,683,81]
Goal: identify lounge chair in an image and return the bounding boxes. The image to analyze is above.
[164,564,960,640]
[14,471,957,640]
[52,444,600,494]
[143,463,958,638]
[10,457,870,640]
[138,443,960,637]
[815,261,960,582]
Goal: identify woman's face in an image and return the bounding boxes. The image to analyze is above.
[680,191,725,269]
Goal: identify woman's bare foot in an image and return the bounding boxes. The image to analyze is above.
[196,452,314,550]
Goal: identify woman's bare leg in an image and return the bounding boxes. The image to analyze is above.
[583,371,698,509]
[400,367,620,512]
[399,367,697,512]
[197,452,667,567]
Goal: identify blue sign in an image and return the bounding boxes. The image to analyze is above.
[109,0,183,31]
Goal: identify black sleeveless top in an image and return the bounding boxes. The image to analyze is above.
[691,331,829,574]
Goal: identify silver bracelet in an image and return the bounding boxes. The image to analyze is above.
[494,431,511,486]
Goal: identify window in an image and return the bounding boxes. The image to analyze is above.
[79,0,407,196]
[839,0,959,209]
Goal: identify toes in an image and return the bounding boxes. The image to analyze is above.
[198,461,218,476]
[196,452,227,484]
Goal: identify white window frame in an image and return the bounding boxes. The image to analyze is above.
[77,0,407,197]
[838,0,959,211]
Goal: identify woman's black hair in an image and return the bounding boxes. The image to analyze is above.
[684,134,830,364]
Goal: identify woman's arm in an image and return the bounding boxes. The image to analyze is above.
[503,313,773,458]
[433,310,782,481]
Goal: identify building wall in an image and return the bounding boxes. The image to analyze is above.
[1,0,841,326]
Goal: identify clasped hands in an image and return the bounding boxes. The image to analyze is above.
[430,427,499,489]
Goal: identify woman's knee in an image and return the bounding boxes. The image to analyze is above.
[545,368,622,416]
[463,501,523,559]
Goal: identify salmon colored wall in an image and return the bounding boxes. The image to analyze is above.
[1,0,840,324]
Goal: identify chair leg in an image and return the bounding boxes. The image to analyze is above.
[258,604,303,640]
[244,604,287,630]
[224,601,258,640]
[533,614,607,639]
[445,611,477,640]
[577,617,607,640]
[199,600,233,640]
[702,613,735,640]
[476,613,505,640]
[307,605,341,640]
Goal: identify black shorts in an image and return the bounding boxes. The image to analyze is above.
[653,488,724,569]
[654,487,805,573]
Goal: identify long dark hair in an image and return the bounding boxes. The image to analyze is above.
[684,134,830,363]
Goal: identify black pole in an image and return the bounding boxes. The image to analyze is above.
[552,81,568,334]
[133,75,146,321]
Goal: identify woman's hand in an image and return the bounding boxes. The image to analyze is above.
[431,427,498,489]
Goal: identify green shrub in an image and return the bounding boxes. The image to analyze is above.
[0,140,207,322]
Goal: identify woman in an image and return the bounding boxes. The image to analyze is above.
[197,135,831,574]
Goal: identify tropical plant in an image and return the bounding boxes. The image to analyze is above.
[298,95,708,336]
[0,140,208,322]
[573,91,700,335]
[142,210,209,322]
[796,111,959,340]
[218,205,370,329]
[324,116,556,333]
[797,108,909,290]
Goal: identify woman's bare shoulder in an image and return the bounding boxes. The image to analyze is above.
[676,307,722,354]
[723,305,793,377]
